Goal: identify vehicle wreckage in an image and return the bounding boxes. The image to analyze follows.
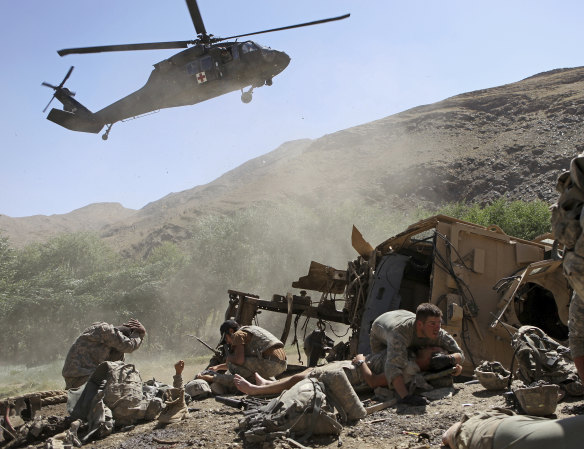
[223,215,571,376]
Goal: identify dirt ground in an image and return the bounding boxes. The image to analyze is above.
[14,378,584,449]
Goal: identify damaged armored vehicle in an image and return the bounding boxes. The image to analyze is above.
[224,215,571,375]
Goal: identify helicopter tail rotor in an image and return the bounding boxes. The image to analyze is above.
[42,66,76,112]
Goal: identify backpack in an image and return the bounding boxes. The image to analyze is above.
[101,361,149,426]
[239,378,342,444]
[511,326,583,395]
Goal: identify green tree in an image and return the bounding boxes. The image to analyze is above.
[436,198,552,240]
[0,234,16,292]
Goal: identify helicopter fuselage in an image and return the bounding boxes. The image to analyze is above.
[45,0,347,139]
[95,41,289,124]
[49,41,289,135]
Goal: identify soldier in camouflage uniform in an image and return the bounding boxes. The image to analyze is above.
[62,319,146,389]
[202,320,287,393]
[551,153,584,380]
[370,303,464,405]
[234,346,449,396]
[233,352,386,396]
[442,408,584,449]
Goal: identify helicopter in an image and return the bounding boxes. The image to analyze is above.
[42,0,349,140]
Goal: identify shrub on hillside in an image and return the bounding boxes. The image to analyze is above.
[436,198,551,241]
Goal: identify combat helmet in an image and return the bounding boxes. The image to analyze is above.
[475,361,511,391]
[514,383,559,416]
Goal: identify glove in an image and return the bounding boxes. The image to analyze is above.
[398,394,429,406]
[429,353,455,371]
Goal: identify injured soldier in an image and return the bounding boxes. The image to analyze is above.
[370,303,465,405]
[234,345,461,398]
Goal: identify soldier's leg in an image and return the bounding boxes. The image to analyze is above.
[369,322,387,355]
[311,367,367,421]
[568,292,584,380]
[228,357,286,380]
[64,375,89,390]
[234,370,312,396]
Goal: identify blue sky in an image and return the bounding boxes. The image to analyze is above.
[1,1,582,217]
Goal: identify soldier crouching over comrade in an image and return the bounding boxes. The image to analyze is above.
[198,320,287,393]
[370,303,464,406]
[62,319,146,389]
[234,343,454,390]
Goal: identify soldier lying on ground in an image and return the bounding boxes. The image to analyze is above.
[370,303,464,405]
[195,320,287,394]
[441,408,584,449]
[233,345,461,400]
[62,319,146,389]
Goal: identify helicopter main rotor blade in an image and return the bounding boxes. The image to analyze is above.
[184,0,207,38]
[217,13,350,42]
[58,41,194,57]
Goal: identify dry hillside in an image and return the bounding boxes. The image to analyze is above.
[2,67,584,255]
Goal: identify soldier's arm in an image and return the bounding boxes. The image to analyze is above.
[227,343,245,365]
[391,375,409,398]
[352,354,387,388]
[172,360,185,388]
[102,324,143,353]
[439,331,465,364]
[126,318,146,338]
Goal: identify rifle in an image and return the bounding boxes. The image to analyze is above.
[188,334,223,357]
[215,395,266,412]
[489,312,518,339]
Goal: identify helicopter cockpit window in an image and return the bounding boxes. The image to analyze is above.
[186,55,213,77]
[200,56,213,72]
[240,42,258,54]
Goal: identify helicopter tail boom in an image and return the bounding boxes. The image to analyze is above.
[47,108,104,134]
[43,66,105,133]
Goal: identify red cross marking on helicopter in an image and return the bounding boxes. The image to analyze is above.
[196,72,207,84]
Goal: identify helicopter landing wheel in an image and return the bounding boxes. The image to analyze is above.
[241,91,253,104]
[102,124,113,141]
[265,78,273,86]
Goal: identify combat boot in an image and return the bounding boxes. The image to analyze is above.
[157,388,189,425]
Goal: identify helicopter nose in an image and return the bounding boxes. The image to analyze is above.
[273,51,290,74]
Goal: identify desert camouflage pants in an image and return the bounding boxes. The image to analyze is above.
[309,362,367,421]
[227,355,287,380]
[551,154,584,360]
[453,409,584,449]
[64,375,90,390]
[569,292,584,359]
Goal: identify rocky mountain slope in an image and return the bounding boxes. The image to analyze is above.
[0,202,136,248]
[2,67,583,253]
